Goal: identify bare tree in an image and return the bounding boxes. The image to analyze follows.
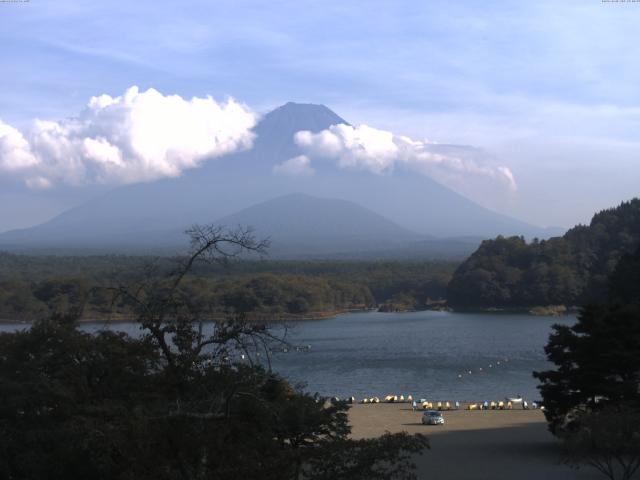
[110,224,280,371]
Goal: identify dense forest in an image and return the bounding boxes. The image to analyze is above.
[448,199,640,308]
[0,254,455,321]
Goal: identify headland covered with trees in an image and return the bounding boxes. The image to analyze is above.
[447,198,640,310]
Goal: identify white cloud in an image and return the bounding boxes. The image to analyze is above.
[273,155,315,176]
[295,125,398,174]
[0,86,257,188]
[0,121,38,171]
[295,124,517,192]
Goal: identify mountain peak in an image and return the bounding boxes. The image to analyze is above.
[277,101,342,117]
[282,101,323,108]
[240,102,347,166]
[257,102,348,136]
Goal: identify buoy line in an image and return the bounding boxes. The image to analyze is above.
[457,357,512,380]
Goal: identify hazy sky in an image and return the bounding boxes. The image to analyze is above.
[0,0,639,231]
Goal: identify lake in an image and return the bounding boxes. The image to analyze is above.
[0,310,575,402]
[269,310,574,402]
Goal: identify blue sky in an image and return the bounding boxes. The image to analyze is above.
[0,0,639,231]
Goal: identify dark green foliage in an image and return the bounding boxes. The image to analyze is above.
[0,317,344,479]
[378,292,419,312]
[448,199,640,308]
[0,254,455,320]
[608,246,640,305]
[214,273,375,316]
[0,316,160,479]
[534,247,640,434]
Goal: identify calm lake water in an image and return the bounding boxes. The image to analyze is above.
[270,310,575,401]
[0,310,575,402]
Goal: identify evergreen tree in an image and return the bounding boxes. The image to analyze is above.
[534,247,640,434]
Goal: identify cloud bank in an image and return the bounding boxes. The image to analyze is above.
[295,124,517,192]
[0,86,256,188]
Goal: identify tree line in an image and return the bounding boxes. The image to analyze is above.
[0,253,455,321]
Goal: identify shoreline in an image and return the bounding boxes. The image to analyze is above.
[0,305,578,325]
[447,305,579,316]
[0,308,375,325]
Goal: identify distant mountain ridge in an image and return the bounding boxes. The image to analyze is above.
[217,193,423,245]
[0,102,560,256]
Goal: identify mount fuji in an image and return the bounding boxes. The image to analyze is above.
[0,102,561,257]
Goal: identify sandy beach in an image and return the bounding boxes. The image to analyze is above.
[349,403,601,480]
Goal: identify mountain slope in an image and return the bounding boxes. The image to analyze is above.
[212,193,423,255]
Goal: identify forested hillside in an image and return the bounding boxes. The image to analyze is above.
[447,199,640,308]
